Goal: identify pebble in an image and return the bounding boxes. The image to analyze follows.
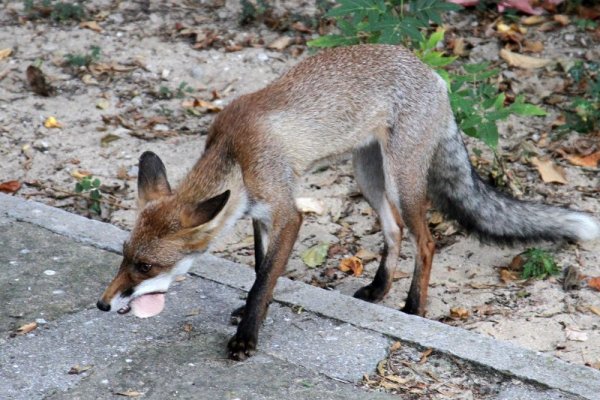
[35,318,47,324]
[52,290,65,295]
[257,53,269,62]
[43,270,56,276]
[190,66,204,80]
[33,140,50,152]
[131,96,143,107]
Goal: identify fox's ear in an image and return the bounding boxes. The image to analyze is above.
[181,190,230,228]
[138,151,172,208]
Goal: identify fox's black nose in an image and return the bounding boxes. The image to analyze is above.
[96,300,111,312]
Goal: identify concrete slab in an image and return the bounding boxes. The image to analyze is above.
[2,194,600,400]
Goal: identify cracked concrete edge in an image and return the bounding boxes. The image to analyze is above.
[2,193,599,399]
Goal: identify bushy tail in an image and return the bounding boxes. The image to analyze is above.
[427,124,600,245]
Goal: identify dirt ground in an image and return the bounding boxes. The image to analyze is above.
[1,0,599,373]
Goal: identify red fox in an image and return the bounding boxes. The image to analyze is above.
[97,44,600,360]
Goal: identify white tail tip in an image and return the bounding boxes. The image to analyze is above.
[568,213,600,241]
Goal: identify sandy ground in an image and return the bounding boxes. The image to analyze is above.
[1,0,599,370]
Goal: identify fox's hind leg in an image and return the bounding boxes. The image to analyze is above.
[352,141,404,303]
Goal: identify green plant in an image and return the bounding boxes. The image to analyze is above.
[558,61,600,134]
[74,176,102,214]
[24,0,86,21]
[309,2,546,149]
[156,82,194,100]
[308,0,461,48]
[521,248,559,280]
[240,0,270,25]
[65,45,100,67]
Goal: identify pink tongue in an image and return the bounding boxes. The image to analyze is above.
[130,293,165,318]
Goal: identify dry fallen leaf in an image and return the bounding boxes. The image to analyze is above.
[267,36,293,51]
[80,21,102,32]
[355,248,378,263]
[565,326,588,342]
[43,116,62,129]
[68,364,93,375]
[500,48,553,69]
[183,322,193,333]
[589,306,600,317]
[564,151,600,168]
[71,169,92,179]
[553,14,570,26]
[115,389,144,397]
[0,48,12,60]
[392,270,410,281]
[0,180,21,194]
[521,15,547,25]
[500,268,519,283]
[181,98,222,112]
[531,157,567,184]
[16,322,37,335]
[588,277,600,292]
[419,348,433,364]
[301,243,329,268]
[450,307,469,320]
[26,65,54,97]
[389,341,402,352]
[338,256,363,277]
[523,40,544,53]
[295,197,326,215]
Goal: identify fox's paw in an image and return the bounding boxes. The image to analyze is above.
[353,285,385,303]
[230,306,245,326]
[401,298,425,317]
[227,333,257,361]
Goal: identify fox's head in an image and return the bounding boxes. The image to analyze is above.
[96,151,231,318]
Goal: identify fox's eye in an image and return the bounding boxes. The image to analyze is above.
[136,262,152,273]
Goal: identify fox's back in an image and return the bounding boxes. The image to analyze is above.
[212,45,450,174]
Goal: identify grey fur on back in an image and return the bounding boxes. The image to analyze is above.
[427,122,600,244]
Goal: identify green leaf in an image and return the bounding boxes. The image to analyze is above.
[90,189,101,200]
[307,34,359,48]
[92,178,101,188]
[301,243,330,268]
[508,102,547,117]
[75,182,83,193]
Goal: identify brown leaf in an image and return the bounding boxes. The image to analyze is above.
[68,364,93,375]
[450,37,467,56]
[500,48,553,69]
[71,169,92,179]
[183,322,193,333]
[589,306,600,317]
[355,248,378,263]
[16,322,37,334]
[521,15,547,25]
[291,21,312,33]
[25,65,54,97]
[449,307,469,320]
[267,36,292,51]
[0,180,21,193]
[392,270,410,281]
[588,277,600,291]
[338,256,363,277]
[508,254,525,271]
[531,157,567,184]
[0,48,12,60]
[79,21,103,32]
[523,40,544,53]
[389,341,402,352]
[500,268,519,283]
[181,98,222,112]
[419,348,433,364]
[564,151,600,168]
[553,15,570,26]
[115,390,144,397]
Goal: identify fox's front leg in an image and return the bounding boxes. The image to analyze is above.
[228,210,302,360]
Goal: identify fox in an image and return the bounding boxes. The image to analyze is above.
[97,44,600,360]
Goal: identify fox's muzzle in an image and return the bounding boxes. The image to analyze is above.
[96,299,111,312]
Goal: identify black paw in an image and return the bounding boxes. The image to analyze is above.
[230,306,245,326]
[401,298,424,316]
[227,333,257,361]
[353,285,385,303]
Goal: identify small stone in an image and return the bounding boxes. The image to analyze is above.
[35,318,47,324]
[190,66,203,80]
[161,69,170,79]
[43,270,56,276]
[257,52,269,62]
[153,124,169,132]
[33,140,50,152]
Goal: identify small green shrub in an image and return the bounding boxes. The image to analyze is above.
[65,45,101,67]
[558,61,600,134]
[74,176,102,214]
[24,0,86,22]
[521,248,559,280]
